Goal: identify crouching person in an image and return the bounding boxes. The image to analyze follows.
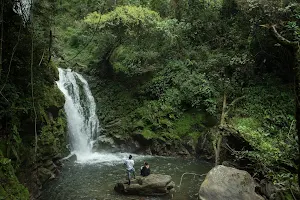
[140,162,150,177]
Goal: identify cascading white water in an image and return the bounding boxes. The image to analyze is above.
[56,68,100,161]
[14,0,32,23]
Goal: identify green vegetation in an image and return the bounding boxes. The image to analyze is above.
[231,86,297,184]
[54,0,299,192]
[0,152,29,200]
[0,0,68,198]
[1,0,300,198]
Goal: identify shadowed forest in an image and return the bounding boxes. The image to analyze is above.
[0,0,300,199]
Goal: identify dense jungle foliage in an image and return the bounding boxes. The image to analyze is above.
[0,0,67,199]
[55,0,300,194]
[1,0,300,199]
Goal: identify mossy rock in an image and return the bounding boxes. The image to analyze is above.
[38,167,54,185]
[0,154,29,200]
[199,165,264,200]
[37,110,68,160]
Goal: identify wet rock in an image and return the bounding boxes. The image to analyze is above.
[38,167,55,185]
[199,165,264,200]
[144,147,152,155]
[132,132,192,156]
[60,153,77,162]
[182,137,196,155]
[43,160,57,173]
[44,159,54,167]
[196,132,214,161]
[114,174,175,196]
[67,154,77,162]
[118,139,141,153]
[258,179,277,199]
[46,105,64,119]
[53,157,63,167]
[52,153,63,161]
[99,135,115,145]
[96,134,141,153]
[149,139,190,157]
[93,135,117,151]
[132,132,151,147]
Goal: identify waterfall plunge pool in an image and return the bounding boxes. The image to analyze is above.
[53,69,212,199]
[39,153,212,200]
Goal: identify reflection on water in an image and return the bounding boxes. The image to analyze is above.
[40,154,212,200]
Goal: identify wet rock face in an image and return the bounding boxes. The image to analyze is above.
[93,134,141,153]
[114,174,175,196]
[93,133,194,156]
[38,167,55,185]
[149,139,190,156]
[93,135,117,151]
[132,133,192,157]
[199,165,264,200]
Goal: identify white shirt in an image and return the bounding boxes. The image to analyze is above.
[124,159,134,170]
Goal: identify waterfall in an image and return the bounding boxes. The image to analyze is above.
[56,68,100,161]
[14,0,32,23]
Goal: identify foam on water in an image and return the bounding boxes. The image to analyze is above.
[75,152,153,164]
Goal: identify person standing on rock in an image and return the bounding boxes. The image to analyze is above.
[124,155,135,185]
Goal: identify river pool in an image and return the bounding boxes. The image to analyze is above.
[39,152,211,200]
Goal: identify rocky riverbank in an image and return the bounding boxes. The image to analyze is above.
[114,174,175,196]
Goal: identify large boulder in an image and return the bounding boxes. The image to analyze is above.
[199,165,264,200]
[92,135,117,151]
[114,174,175,196]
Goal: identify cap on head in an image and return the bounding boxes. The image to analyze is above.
[145,162,148,165]
[129,155,132,159]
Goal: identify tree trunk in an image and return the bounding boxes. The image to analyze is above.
[0,0,4,78]
[269,25,300,187]
[214,92,227,166]
[220,92,227,126]
[214,133,223,166]
[295,49,300,188]
[296,93,300,188]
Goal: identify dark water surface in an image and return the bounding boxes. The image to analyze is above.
[40,153,212,200]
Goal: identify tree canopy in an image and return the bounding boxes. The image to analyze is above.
[1,0,300,198]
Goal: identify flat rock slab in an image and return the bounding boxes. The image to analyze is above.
[199,165,264,200]
[114,174,175,196]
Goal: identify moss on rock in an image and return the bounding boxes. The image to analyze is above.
[37,110,67,159]
[0,152,29,200]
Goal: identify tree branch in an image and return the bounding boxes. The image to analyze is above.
[48,30,52,63]
[0,24,22,94]
[270,25,298,48]
[220,92,227,126]
[224,95,246,118]
[178,172,207,189]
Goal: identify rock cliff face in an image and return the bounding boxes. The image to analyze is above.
[114,174,175,196]
[199,165,264,200]
[18,107,68,199]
